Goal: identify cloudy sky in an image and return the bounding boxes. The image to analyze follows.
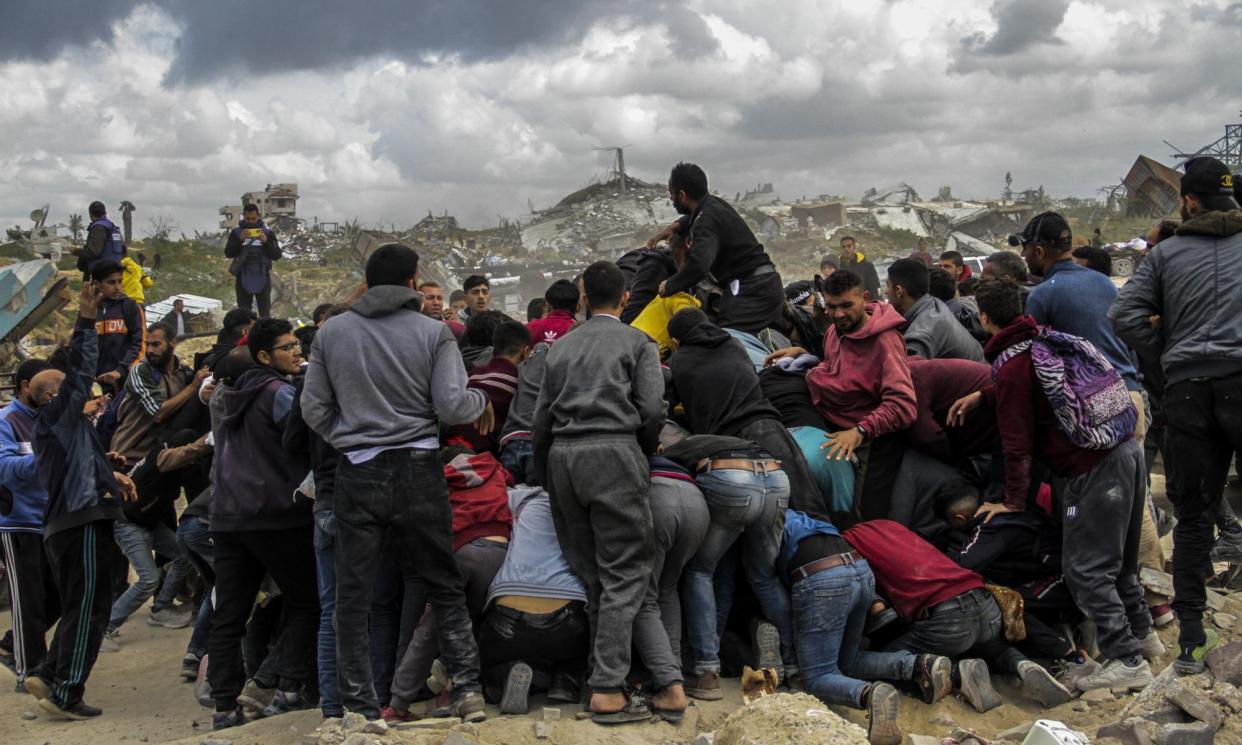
[0,0,1237,236]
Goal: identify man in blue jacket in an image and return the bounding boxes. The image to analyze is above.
[0,359,58,691]
[24,280,137,720]
[224,204,281,318]
[74,201,125,274]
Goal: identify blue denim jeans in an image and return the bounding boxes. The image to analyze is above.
[498,438,535,486]
[792,559,913,708]
[177,515,214,657]
[108,518,190,631]
[683,466,793,674]
[315,510,342,717]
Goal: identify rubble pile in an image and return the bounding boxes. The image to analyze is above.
[713,692,869,745]
[519,176,678,258]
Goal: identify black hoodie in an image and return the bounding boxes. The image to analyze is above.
[667,319,781,436]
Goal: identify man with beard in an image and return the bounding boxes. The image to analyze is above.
[648,162,783,334]
[224,204,281,319]
[419,281,465,339]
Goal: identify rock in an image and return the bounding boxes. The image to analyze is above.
[361,720,389,735]
[391,717,458,730]
[1140,569,1226,610]
[904,737,940,745]
[339,712,368,734]
[541,706,561,721]
[929,712,956,727]
[1097,717,1155,745]
[995,722,1034,742]
[1211,682,1242,714]
[1163,679,1223,730]
[1157,721,1214,745]
[574,711,593,720]
[21,711,36,720]
[442,734,479,745]
[341,735,379,745]
[1084,687,1117,703]
[716,692,869,745]
[1214,612,1237,630]
[692,734,716,745]
[534,721,550,739]
[1073,701,1090,712]
[1206,641,1242,685]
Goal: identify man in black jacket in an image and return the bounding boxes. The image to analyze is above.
[224,204,281,318]
[651,163,783,334]
[26,281,138,720]
[207,318,315,730]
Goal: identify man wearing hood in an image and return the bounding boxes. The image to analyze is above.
[801,270,917,520]
[886,259,984,362]
[302,243,493,724]
[207,317,316,730]
[224,204,281,319]
[1111,156,1242,674]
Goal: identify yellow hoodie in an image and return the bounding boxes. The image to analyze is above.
[121,256,153,304]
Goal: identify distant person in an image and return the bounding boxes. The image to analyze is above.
[311,303,333,327]
[650,162,783,334]
[525,280,578,345]
[526,297,548,322]
[980,250,1033,307]
[460,275,492,322]
[162,298,191,339]
[447,290,467,321]
[938,250,972,281]
[75,201,125,274]
[120,254,152,306]
[1072,245,1112,276]
[90,261,146,393]
[908,238,934,267]
[818,254,839,277]
[224,204,281,319]
[838,236,882,300]
[202,308,257,373]
[419,281,465,339]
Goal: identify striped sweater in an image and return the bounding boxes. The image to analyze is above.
[447,356,518,454]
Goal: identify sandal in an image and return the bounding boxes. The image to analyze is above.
[592,691,652,725]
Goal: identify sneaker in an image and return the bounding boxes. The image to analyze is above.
[454,690,487,724]
[426,658,451,695]
[148,607,192,629]
[1058,655,1102,690]
[865,682,902,745]
[39,697,102,720]
[260,690,310,717]
[752,620,783,674]
[237,678,277,713]
[957,659,1001,713]
[193,655,213,708]
[1016,660,1074,708]
[500,661,533,715]
[1212,525,1242,563]
[912,654,952,704]
[100,629,120,653]
[212,706,246,731]
[381,705,418,723]
[1076,657,1153,692]
[865,604,899,635]
[1139,630,1166,660]
[1150,604,1175,627]
[547,671,578,704]
[14,679,27,694]
[1154,506,1176,538]
[181,653,202,681]
[685,670,723,701]
[1174,630,1221,675]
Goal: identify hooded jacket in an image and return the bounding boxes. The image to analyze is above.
[210,365,310,532]
[806,301,917,437]
[95,295,146,382]
[901,294,985,363]
[34,319,124,537]
[621,248,678,323]
[121,256,152,304]
[1111,209,1242,387]
[666,319,781,437]
[224,220,281,294]
[302,285,487,454]
[0,399,47,533]
[444,451,513,550]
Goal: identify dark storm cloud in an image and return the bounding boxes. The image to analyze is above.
[959,0,1070,56]
[0,0,139,60]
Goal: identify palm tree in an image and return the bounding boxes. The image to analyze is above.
[119,200,136,244]
[68,213,83,243]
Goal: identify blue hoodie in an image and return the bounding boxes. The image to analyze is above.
[0,399,46,533]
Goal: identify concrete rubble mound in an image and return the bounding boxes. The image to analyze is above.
[714,692,869,745]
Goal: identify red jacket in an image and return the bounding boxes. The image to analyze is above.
[907,357,994,461]
[844,520,984,621]
[445,452,513,551]
[526,309,575,346]
[982,316,1111,511]
[806,302,916,437]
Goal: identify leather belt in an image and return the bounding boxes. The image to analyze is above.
[790,551,862,584]
[700,458,782,474]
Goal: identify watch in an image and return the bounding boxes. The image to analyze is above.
[855,424,868,440]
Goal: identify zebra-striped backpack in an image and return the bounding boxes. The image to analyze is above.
[992,326,1136,450]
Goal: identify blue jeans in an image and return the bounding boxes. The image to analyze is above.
[315,510,342,717]
[683,466,793,674]
[178,515,214,657]
[792,559,913,708]
[498,438,535,486]
[108,518,190,631]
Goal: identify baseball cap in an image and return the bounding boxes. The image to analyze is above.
[784,280,814,305]
[1007,211,1072,247]
[1180,157,1235,197]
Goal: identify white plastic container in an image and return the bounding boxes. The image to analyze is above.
[1021,719,1091,745]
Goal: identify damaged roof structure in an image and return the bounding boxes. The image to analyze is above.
[1123,155,1182,217]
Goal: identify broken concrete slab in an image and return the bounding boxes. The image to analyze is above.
[1140,569,1226,611]
[1097,717,1155,745]
[1163,679,1223,730]
[1206,641,1242,685]
[995,721,1033,741]
[1156,721,1214,745]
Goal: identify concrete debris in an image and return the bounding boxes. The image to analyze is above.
[903,736,940,745]
[1211,682,1242,714]
[441,734,480,745]
[1155,721,1214,745]
[1140,569,1227,611]
[995,721,1033,742]
[1072,701,1089,712]
[1097,717,1156,745]
[1163,679,1224,730]
[1083,687,1117,703]
[929,712,956,727]
[715,692,868,745]
[1216,612,1238,631]
[339,713,367,734]
[340,735,380,745]
[534,720,550,739]
[390,717,458,730]
[1207,641,1242,685]
[360,719,389,735]
[541,706,561,721]
[20,710,36,720]
[692,734,716,745]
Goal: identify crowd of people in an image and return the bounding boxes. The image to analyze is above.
[0,157,1240,745]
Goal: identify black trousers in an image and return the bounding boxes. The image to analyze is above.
[478,602,589,694]
[35,521,115,708]
[856,434,905,522]
[1,531,60,683]
[235,279,272,319]
[1164,372,1242,644]
[207,525,318,710]
[717,271,784,335]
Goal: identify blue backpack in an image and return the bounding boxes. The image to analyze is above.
[992,326,1136,450]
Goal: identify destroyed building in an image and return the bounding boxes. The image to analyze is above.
[219,183,300,231]
[1123,155,1182,217]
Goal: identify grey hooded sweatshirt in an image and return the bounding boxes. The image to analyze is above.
[301,285,487,454]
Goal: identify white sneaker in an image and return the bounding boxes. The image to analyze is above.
[1076,657,1153,692]
[1058,656,1101,690]
[1139,630,1166,660]
[1016,660,1074,708]
[100,630,120,653]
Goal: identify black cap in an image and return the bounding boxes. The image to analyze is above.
[1180,157,1235,197]
[1008,211,1071,247]
[784,280,814,305]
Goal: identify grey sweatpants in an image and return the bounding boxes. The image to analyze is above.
[547,435,681,691]
[649,475,711,657]
[1061,438,1150,660]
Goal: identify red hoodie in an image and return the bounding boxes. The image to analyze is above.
[806,301,916,437]
[844,519,984,621]
[526,309,575,346]
[444,452,513,551]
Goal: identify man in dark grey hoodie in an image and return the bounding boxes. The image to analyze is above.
[302,243,493,723]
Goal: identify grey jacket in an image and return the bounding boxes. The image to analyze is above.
[499,342,549,444]
[901,294,985,362]
[1111,210,1242,387]
[302,285,486,453]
